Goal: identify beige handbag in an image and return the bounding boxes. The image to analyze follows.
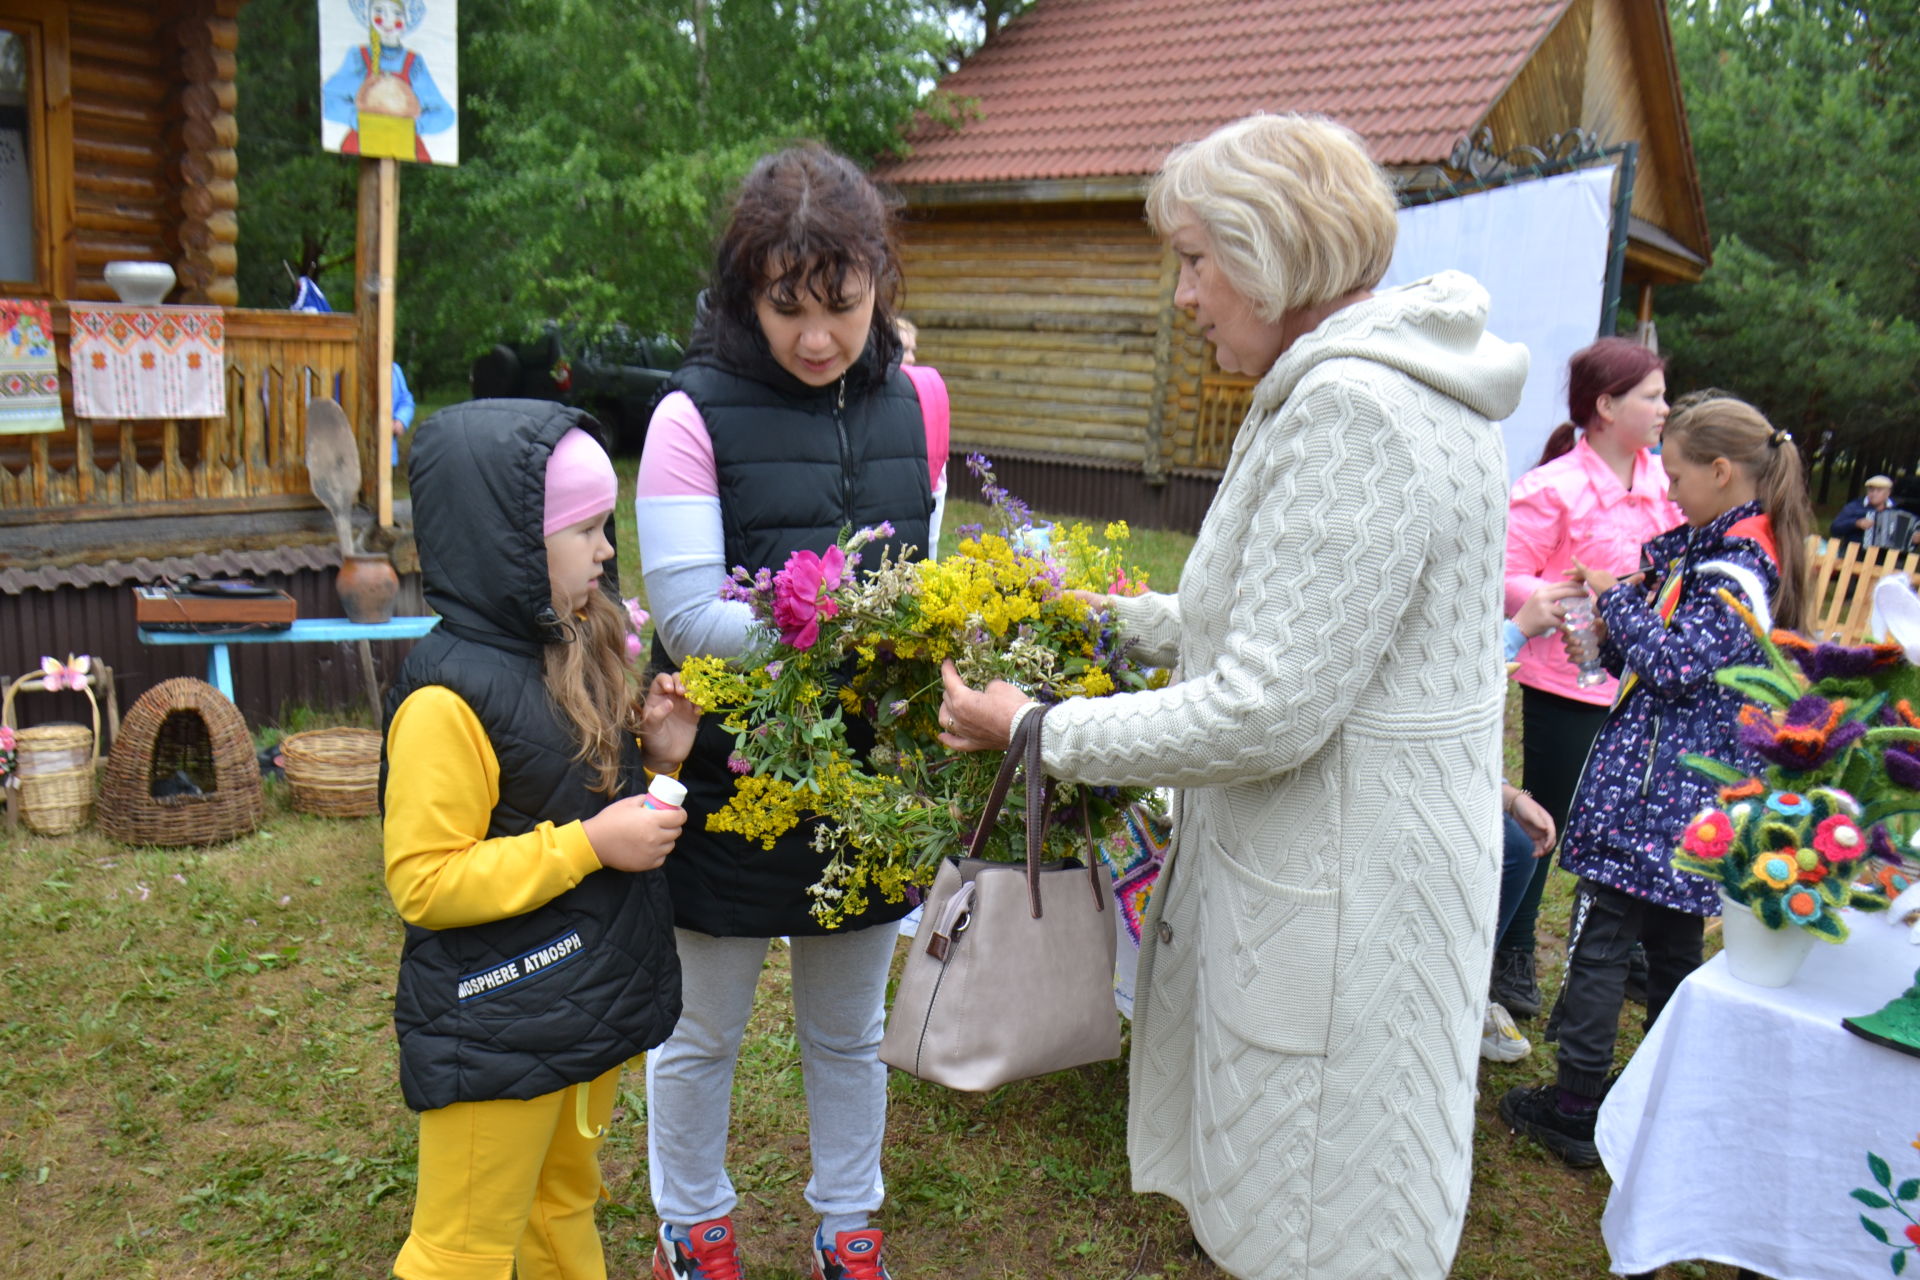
[880,706,1121,1091]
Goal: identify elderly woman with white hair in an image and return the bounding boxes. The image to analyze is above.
[937,113,1529,1278]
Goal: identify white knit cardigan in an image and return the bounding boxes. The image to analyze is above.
[1040,271,1529,1279]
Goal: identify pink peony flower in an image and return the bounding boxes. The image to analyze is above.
[770,546,846,650]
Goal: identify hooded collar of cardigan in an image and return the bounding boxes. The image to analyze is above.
[1251,269,1529,424]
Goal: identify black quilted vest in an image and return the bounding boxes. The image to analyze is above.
[383,399,680,1112]
[656,351,933,937]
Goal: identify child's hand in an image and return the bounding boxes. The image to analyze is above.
[1512,580,1588,639]
[639,672,699,774]
[582,795,686,873]
[1569,557,1643,600]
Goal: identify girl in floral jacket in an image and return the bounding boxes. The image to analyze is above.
[1501,395,1812,1168]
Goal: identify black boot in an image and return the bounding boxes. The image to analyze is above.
[1491,947,1542,1019]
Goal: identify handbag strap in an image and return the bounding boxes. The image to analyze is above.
[957,703,1106,920]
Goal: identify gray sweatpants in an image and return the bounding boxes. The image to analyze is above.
[645,923,897,1235]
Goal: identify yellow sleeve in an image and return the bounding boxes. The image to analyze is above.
[382,684,604,930]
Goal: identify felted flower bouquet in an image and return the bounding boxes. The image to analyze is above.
[679,456,1165,927]
[1674,602,1918,941]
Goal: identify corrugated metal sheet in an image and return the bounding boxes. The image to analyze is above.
[950,449,1220,534]
[1,569,430,731]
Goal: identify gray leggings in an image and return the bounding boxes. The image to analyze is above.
[646,924,897,1234]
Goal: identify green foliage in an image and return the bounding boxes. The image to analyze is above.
[1663,1,1920,457]
[237,0,960,390]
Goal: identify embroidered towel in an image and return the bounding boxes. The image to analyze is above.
[70,303,225,419]
[0,299,62,433]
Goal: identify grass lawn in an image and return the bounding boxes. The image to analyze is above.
[0,499,1743,1279]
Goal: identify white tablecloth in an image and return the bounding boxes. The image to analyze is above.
[1597,910,1920,1278]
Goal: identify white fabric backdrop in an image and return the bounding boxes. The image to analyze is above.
[1382,165,1617,483]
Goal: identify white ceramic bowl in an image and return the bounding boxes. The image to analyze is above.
[104,260,177,306]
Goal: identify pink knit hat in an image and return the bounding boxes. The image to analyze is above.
[543,427,616,536]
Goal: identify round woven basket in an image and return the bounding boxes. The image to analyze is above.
[99,678,263,847]
[4,674,101,836]
[281,727,381,818]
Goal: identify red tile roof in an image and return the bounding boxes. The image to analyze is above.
[880,0,1573,185]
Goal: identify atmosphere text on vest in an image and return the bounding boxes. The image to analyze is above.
[456,931,585,1002]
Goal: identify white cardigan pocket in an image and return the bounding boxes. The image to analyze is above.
[1198,831,1341,1056]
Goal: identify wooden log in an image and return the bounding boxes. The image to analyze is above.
[72,202,168,238]
[71,165,165,203]
[71,62,169,107]
[175,80,237,119]
[178,147,238,183]
[74,232,169,266]
[910,309,1156,337]
[172,111,238,151]
[179,44,237,85]
[70,2,163,37]
[73,133,164,171]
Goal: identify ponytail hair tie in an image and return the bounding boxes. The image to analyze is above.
[1769,428,1792,448]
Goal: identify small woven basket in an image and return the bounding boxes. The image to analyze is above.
[3,673,101,836]
[281,727,381,818]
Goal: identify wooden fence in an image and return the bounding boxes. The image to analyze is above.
[0,307,361,525]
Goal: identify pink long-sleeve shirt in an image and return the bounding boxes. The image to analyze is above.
[1504,435,1682,704]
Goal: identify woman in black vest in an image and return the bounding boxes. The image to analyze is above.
[633,145,947,1280]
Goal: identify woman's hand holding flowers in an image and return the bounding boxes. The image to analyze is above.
[937,658,1033,753]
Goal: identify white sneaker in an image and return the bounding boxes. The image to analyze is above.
[1481,1001,1531,1062]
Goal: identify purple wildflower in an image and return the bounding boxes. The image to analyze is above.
[726,753,752,775]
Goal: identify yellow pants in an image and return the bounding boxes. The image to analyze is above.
[393,1066,621,1280]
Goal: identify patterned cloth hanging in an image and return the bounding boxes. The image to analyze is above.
[0,298,62,434]
[69,302,225,419]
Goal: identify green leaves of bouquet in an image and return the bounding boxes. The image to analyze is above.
[1673,590,1920,939]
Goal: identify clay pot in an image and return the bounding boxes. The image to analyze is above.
[336,553,400,624]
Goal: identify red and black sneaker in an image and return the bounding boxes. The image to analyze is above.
[811,1225,892,1280]
[654,1217,744,1280]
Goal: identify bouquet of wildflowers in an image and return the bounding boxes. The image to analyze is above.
[680,456,1166,927]
[1674,595,1918,940]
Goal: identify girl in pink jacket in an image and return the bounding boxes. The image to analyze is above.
[1494,338,1681,1019]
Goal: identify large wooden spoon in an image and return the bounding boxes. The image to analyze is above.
[305,397,361,560]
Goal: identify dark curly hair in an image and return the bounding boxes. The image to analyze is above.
[701,143,904,374]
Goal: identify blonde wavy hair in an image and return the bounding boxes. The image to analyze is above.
[1146,113,1399,320]
[543,588,644,796]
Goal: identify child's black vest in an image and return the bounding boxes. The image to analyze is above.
[659,357,934,937]
[384,629,682,1112]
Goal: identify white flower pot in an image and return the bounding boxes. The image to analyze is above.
[1718,890,1818,988]
[103,260,176,306]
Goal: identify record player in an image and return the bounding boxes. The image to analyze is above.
[133,581,298,631]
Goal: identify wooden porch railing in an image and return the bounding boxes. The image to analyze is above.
[1184,374,1255,472]
[0,306,364,525]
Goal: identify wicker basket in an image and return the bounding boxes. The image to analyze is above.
[99,678,263,847]
[3,673,101,835]
[281,727,381,817]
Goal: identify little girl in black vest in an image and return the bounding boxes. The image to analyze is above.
[634,144,948,1280]
[383,400,697,1279]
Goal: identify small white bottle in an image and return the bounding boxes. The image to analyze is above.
[642,774,687,810]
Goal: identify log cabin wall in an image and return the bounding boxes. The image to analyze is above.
[66,0,240,306]
[902,208,1166,469]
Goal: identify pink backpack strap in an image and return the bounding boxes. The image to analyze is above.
[900,363,949,492]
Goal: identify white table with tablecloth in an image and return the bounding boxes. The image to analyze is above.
[1597,909,1920,1278]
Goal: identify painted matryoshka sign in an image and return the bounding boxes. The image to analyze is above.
[319,0,459,166]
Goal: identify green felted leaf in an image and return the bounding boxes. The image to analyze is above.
[1897,1178,1919,1202]
[1760,894,1787,929]
[1855,1189,1894,1209]
[1807,911,1846,940]
[1671,853,1727,882]
[1680,752,1752,785]
[1872,1152,1893,1188]
[1721,668,1804,706]
[1761,820,1802,850]
[1851,887,1892,912]
[1863,1215,1890,1243]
